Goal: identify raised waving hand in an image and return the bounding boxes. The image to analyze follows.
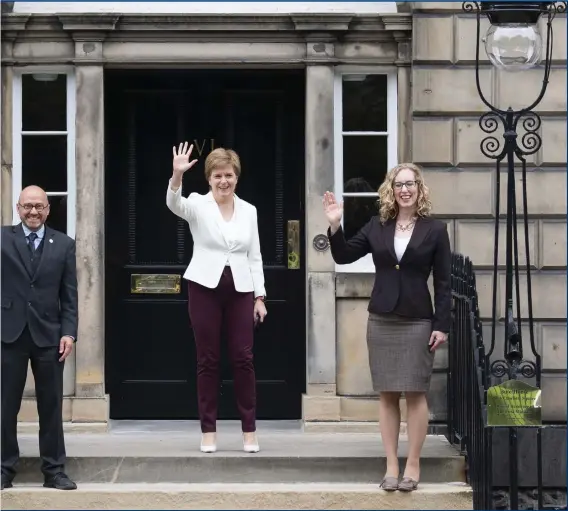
[173,142,198,175]
[322,191,344,233]
[170,142,199,192]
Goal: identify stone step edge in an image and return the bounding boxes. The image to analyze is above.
[16,422,448,435]
[1,483,474,511]
[4,482,472,492]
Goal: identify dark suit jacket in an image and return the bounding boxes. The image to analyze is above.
[328,216,451,333]
[1,224,78,347]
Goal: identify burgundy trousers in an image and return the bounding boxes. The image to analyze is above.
[187,267,256,433]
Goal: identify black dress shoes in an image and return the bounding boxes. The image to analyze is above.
[43,472,77,490]
[1,474,13,490]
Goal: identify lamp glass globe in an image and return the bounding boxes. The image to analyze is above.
[484,23,543,72]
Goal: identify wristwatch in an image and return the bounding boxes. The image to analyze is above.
[255,296,265,302]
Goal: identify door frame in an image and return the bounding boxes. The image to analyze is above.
[103,67,308,419]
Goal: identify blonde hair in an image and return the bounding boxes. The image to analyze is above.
[204,148,241,180]
[377,163,432,224]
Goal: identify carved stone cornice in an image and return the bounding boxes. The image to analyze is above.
[0,13,30,33]
[381,14,413,33]
[2,12,411,38]
[117,14,295,32]
[291,14,353,32]
[57,14,120,32]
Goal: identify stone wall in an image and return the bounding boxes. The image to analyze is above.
[411,2,567,422]
[333,2,567,425]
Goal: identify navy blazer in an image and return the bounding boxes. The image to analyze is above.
[1,224,78,347]
[328,216,451,333]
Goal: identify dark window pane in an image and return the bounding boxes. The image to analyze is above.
[343,135,388,191]
[342,75,388,132]
[343,196,378,240]
[22,135,67,191]
[45,195,67,234]
[22,74,67,131]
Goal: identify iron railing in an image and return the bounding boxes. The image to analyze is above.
[446,253,557,510]
[447,253,493,509]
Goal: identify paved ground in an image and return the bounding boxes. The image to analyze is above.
[17,420,458,459]
[14,420,465,484]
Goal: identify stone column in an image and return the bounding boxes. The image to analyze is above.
[56,15,118,425]
[72,35,108,423]
[382,17,414,163]
[396,37,412,162]
[1,38,14,225]
[302,39,341,422]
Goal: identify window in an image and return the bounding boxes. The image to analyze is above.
[333,70,398,272]
[12,68,76,238]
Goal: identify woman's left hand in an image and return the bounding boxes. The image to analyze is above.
[429,330,448,352]
[254,299,267,325]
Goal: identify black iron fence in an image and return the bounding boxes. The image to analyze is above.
[446,253,493,509]
[446,253,558,510]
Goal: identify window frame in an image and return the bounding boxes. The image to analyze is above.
[333,67,398,273]
[12,66,76,239]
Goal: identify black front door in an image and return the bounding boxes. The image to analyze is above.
[105,70,306,420]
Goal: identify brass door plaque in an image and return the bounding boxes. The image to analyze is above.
[287,220,300,270]
[487,379,542,427]
[131,274,181,294]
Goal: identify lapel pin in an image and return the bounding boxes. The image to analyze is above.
[49,239,54,243]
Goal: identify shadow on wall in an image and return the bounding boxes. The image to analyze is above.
[1,3,15,13]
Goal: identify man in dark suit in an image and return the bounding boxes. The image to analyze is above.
[1,185,78,491]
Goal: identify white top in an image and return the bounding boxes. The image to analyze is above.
[394,235,410,262]
[219,211,238,264]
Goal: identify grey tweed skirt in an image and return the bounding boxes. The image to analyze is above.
[366,312,435,393]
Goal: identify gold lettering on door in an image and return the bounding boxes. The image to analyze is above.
[193,139,216,156]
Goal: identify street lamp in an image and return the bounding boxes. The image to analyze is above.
[463,2,565,509]
[480,2,548,70]
[464,0,565,374]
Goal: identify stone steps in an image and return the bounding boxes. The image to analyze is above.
[10,421,472,509]
[1,482,474,510]
[15,451,465,485]
[14,425,466,484]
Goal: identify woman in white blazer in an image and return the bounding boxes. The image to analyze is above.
[166,142,267,454]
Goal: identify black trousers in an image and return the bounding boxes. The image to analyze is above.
[1,326,66,479]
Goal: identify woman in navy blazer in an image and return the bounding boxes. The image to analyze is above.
[167,142,267,454]
[323,163,451,492]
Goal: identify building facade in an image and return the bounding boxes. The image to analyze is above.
[1,2,566,428]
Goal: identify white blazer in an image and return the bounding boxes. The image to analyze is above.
[166,182,266,298]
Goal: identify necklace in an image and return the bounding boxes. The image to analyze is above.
[396,218,417,232]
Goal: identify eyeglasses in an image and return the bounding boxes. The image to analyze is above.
[394,181,418,190]
[18,203,49,212]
